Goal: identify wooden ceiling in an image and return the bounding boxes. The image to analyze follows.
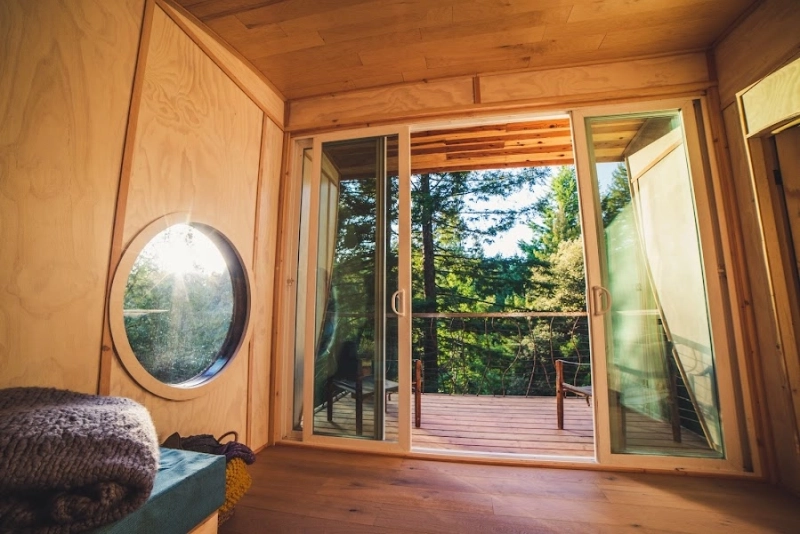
[176,0,756,100]
[411,118,574,173]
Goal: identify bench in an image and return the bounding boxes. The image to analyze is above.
[93,448,226,534]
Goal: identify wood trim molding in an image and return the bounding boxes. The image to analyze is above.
[286,52,711,133]
[157,0,286,129]
[741,57,800,137]
[98,0,156,396]
[248,116,284,449]
[705,87,772,479]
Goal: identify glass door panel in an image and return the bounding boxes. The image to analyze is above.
[583,110,724,458]
[310,135,400,441]
[292,148,312,431]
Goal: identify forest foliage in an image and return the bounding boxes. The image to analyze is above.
[122,226,234,384]
[409,164,631,396]
[326,162,630,397]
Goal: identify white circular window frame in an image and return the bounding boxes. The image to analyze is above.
[109,213,253,401]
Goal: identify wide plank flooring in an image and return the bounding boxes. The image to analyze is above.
[220,446,800,534]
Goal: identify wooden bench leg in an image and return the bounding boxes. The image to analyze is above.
[189,511,218,534]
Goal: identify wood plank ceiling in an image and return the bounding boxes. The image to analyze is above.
[411,118,576,173]
[176,0,757,101]
[323,117,648,176]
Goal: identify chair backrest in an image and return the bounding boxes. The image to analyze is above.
[334,340,360,380]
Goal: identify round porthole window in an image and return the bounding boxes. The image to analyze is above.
[109,216,250,399]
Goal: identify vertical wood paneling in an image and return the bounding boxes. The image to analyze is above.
[0,0,144,393]
[109,5,264,442]
[722,103,800,493]
[248,116,284,449]
[713,0,800,493]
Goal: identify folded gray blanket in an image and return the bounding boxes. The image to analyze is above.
[0,387,159,533]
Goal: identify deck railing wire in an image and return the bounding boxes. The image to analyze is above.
[410,312,591,397]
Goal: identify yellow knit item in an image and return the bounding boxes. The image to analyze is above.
[219,458,252,519]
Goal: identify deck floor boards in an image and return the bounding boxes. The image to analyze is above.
[220,446,800,534]
[313,393,710,457]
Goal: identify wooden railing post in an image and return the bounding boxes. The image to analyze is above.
[556,359,564,430]
[415,359,422,428]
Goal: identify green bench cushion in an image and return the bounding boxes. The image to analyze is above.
[93,448,225,534]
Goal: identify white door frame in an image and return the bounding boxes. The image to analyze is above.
[274,101,753,474]
[299,124,412,453]
[571,97,748,473]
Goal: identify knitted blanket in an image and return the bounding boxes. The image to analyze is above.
[0,387,159,533]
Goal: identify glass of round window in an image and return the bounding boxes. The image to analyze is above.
[120,222,248,386]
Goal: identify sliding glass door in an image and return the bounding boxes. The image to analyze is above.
[300,127,411,450]
[279,105,748,471]
[573,100,744,469]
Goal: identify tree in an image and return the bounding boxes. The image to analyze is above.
[522,166,581,261]
[601,163,632,226]
[519,167,589,396]
[529,238,586,312]
[411,167,549,391]
[123,227,234,384]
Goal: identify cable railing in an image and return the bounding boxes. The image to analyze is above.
[410,312,591,397]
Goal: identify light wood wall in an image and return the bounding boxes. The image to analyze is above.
[0,0,145,393]
[714,0,800,109]
[713,0,800,492]
[105,3,284,449]
[286,52,711,133]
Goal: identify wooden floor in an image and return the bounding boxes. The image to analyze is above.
[220,446,800,534]
[314,393,711,457]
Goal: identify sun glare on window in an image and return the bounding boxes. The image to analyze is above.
[150,224,228,275]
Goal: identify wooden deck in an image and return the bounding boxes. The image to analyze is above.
[313,393,712,457]
[412,394,594,456]
[219,446,800,534]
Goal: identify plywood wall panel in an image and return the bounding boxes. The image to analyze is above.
[714,0,800,108]
[121,7,262,253]
[287,77,475,132]
[0,0,144,393]
[480,53,709,104]
[110,6,264,442]
[158,0,286,128]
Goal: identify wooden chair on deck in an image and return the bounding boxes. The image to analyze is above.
[326,351,424,434]
[326,341,399,435]
[556,359,592,430]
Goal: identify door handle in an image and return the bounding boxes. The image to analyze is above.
[592,285,612,316]
[391,289,405,317]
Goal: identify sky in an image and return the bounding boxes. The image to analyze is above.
[470,163,619,257]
